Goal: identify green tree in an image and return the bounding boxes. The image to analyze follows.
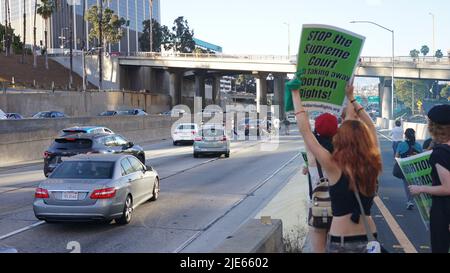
[86,5,125,50]
[395,79,428,112]
[435,49,444,58]
[171,16,195,53]
[441,85,450,100]
[37,0,55,69]
[420,45,430,58]
[409,49,419,59]
[0,23,23,55]
[236,74,256,93]
[140,19,172,52]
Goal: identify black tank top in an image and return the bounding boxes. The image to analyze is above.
[329,174,374,224]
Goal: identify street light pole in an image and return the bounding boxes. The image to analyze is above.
[149,0,153,52]
[429,13,435,55]
[283,22,291,57]
[350,20,395,120]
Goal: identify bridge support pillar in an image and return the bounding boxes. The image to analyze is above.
[212,76,221,106]
[273,73,287,120]
[169,69,184,107]
[256,72,269,114]
[195,71,207,110]
[379,77,393,120]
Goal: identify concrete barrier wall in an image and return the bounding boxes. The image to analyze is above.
[212,219,284,253]
[0,115,176,165]
[0,91,171,117]
[376,118,430,140]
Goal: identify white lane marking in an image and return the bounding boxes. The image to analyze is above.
[172,152,301,253]
[0,221,45,241]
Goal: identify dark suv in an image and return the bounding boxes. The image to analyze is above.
[43,133,146,177]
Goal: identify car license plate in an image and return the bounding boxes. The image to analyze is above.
[62,192,78,201]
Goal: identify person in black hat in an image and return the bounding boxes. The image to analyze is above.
[410,104,450,253]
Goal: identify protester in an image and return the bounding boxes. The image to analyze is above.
[395,128,423,210]
[284,118,291,135]
[391,120,404,156]
[290,78,382,253]
[303,113,338,253]
[409,104,450,253]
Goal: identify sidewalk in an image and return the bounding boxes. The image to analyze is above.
[254,167,310,253]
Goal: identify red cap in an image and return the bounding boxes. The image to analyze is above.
[315,113,338,138]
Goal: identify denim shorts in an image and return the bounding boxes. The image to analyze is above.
[326,234,378,253]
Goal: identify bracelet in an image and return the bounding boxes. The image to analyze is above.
[295,110,307,116]
[350,99,357,104]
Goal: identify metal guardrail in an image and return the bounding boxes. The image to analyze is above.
[361,56,450,65]
[129,52,295,62]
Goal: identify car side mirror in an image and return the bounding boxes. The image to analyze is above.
[128,142,134,148]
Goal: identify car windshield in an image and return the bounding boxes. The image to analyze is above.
[50,161,114,179]
[60,130,87,136]
[34,112,51,118]
[52,138,93,150]
[177,124,196,130]
[118,110,134,115]
[202,128,224,137]
[101,111,116,116]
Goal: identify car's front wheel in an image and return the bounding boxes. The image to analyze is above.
[116,195,133,225]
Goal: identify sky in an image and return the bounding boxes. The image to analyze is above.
[161,0,450,57]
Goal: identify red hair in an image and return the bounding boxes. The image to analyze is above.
[332,120,382,197]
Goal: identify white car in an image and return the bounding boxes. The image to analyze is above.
[286,113,296,124]
[0,109,7,120]
[172,123,200,145]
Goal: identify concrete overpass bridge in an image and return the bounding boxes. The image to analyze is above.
[118,53,450,119]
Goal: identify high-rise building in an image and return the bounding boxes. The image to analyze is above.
[1,0,160,53]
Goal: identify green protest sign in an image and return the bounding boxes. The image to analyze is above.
[396,151,433,230]
[296,25,365,115]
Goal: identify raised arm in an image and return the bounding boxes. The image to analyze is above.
[291,89,337,176]
[345,82,379,147]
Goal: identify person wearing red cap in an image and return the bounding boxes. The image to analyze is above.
[290,77,383,253]
[303,113,338,253]
[410,104,450,253]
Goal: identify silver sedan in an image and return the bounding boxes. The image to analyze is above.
[193,126,230,158]
[33,154,160,225]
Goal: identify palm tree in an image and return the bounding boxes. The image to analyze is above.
[420,45,430,61]
[21,0,26,64]
[33,0,37,68]
[37,0,55,70]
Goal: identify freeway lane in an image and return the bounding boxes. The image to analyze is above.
[0,135,303,253]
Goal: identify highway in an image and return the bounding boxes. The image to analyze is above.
[0,135,303,253]
[0,130,432,253]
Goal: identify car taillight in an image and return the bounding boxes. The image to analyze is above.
[221,136,227,141]
[35,188,49,199]
[44,151,52,158]
[191,131,196,135]
[90,188,116,199]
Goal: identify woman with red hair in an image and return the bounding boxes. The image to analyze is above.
[290,78,383,253]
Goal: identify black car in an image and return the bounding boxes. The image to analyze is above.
[99,110,119,116]
[33,111,66,119]
[117,109,148,116]
[43,133,146,177]
[6,113,24,120]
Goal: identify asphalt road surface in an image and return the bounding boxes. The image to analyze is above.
[0,135,303,253]
[0,130,432,253]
